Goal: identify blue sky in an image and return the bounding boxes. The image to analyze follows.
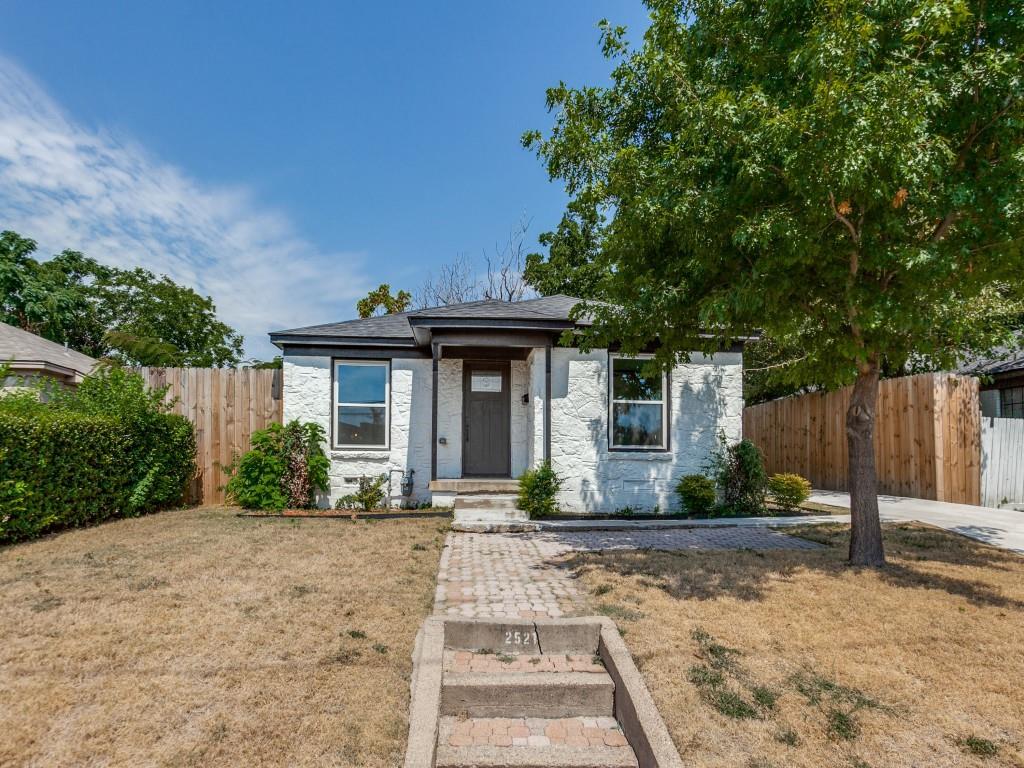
[0,1,650,358]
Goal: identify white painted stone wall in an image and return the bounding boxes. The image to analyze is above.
[526,348,545,470]
[283,355,433,507]
[547,348,743,513]
[284,346,742,512]
[436,359,462,478]
[510,360,529,477]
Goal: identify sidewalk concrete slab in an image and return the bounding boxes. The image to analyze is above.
[809,490,1024,555]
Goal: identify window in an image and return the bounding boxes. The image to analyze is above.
[1000,386,1024,419]
[609,355,667,449]
[334,360,389,448]
[470,372,502,392]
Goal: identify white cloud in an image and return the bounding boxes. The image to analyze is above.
[0,55,371,360]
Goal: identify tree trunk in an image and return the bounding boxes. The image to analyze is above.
[846,358,886,566]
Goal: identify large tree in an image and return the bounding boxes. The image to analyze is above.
[523,203,609,299]
[1,231,243,367]
[525,0,1024,565]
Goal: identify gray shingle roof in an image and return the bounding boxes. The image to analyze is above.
[0,322,98,376]
[272,311,420,340]
[270,295,586,342]
[960,343,1024,376]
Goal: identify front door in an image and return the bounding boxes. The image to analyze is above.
[462,361,511,477]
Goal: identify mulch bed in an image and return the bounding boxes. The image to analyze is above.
[541,502,842,522]
[238,508,451,520]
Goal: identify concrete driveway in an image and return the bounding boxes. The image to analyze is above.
[809,490,1024,555]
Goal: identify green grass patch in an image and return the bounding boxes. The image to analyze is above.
[827,708,860,741]
[789,669,888,743]
[752,685,779,711]
[958,735,998,757]
[710,689,760,720]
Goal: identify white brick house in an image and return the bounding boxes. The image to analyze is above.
[270,296,744,515]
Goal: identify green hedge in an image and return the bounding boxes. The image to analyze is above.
[0,367,196,544]
[0,410,195,543]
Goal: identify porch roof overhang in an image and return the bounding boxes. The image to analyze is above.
[410,321,570,349]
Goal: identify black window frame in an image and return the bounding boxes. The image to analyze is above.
[1000,385,1024,419]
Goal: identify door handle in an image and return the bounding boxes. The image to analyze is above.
[464,423,469,442]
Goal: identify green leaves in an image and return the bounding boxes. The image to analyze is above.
[225,421,329,510]
[356,284,412,319]
[516,461,562,518]
[1,230,244,367]
[0,369,195,543]
[335,474,387,512]
[527,0,1024,384]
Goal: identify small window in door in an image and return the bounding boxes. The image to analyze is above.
[471,372,502,392]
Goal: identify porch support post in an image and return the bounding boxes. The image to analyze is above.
[431,342,440,481]
[544,344,552,464]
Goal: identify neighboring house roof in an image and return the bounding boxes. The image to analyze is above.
[270,295,589,347]
[959,341,1024,378]
[0,322,98,382]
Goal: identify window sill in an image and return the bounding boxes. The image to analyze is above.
[607,450,673,461]
[331,449,390,460]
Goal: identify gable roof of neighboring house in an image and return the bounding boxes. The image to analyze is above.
[0,322,98,383]
[959,344,1024,377]
[269,295,589,348]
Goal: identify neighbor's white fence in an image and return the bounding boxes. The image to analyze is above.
[981,417,1024,508]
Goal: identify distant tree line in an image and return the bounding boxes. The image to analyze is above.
[1,230,244,367]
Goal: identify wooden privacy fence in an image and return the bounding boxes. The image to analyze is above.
[136,367,283,505]
[743,373,981,505]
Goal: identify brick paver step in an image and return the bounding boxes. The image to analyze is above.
[436,716,638,768]
[445,650,605,675]
[441,671,614,719]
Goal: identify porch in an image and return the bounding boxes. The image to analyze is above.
[427,334,552,485]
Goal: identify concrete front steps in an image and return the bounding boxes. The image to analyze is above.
[431,479,537,533]
[405,618,684,768]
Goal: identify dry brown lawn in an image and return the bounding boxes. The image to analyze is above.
[0,506,447,767]
[572,523,1024,768]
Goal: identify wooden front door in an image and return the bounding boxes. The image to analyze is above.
[462,361,511,477]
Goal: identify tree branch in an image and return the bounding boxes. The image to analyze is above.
[744,354,808,373]
[829,192,860,244]
[929,211,960,242]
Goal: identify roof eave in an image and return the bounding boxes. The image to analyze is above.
[270,334,418,350]
[3,360,85,380]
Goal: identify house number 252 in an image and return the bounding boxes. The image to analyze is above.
[504,630,537,646]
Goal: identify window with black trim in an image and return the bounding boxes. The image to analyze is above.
[1000,386,1024,419]
[609,355,667,449]
[334,360,389,448]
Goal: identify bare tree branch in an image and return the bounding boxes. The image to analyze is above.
[416,217,537,308]
[415,253,480,309]
[483,217,535,302]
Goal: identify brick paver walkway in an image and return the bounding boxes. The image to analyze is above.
[433,528,819,620]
